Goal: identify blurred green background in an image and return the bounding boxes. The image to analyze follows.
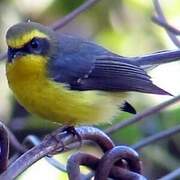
[0,0,180,179]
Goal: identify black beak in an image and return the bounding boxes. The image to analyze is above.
[8,48,24,63]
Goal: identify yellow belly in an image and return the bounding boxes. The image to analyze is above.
[6,55,125,125]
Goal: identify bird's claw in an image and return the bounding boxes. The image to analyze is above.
[44,126,82,155]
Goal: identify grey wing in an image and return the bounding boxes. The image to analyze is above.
[48,34,170,95]
[71,56,171,95]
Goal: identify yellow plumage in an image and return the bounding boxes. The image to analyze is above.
[6,54,125,125]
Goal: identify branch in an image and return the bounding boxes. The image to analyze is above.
[132,125,180,150]
[105,94,180,134]
[0,126,114,179]
[0,0,101,62]
[0,53,6,62]
[67,148,146,180]
[0,122,9,173]
[152,16,180,35]
[159,168,180,180]
[7,128,26,153]
[94,146,143,180]
[51,0,101,30]
[24,135,67,172]
[152,0,180,47]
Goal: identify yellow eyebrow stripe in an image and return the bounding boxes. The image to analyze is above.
[7,30,48,48]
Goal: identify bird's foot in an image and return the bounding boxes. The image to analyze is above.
[44,127,66,155]
[62,126,82,147]
[44,126,82,156]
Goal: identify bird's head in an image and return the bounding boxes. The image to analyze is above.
[6,21,59,64]
[6,21,59,77]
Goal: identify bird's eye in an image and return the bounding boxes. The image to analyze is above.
[29,38,42,54]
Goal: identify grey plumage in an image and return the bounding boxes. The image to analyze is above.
[7,21,180,96]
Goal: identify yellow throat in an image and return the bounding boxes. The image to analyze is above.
[6,55,123,125]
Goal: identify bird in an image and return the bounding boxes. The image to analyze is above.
[5,21,180,129]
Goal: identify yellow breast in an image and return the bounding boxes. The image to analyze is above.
[6,55,124,125]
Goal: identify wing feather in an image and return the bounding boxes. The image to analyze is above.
[48,35,170,95]
[72,57,171,95]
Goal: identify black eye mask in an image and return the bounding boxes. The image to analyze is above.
[7,37,50,62]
